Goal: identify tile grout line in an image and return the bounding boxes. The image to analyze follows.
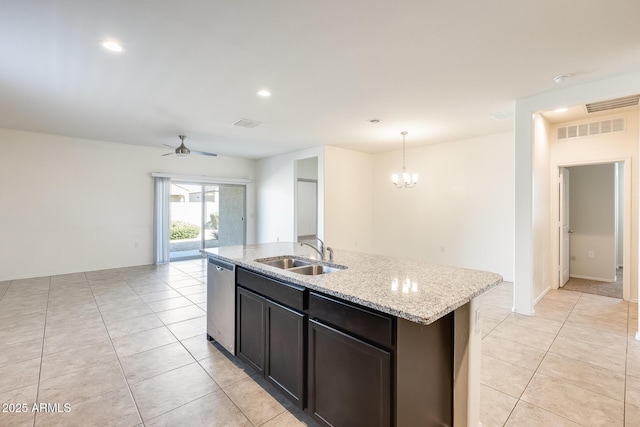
[116,261,228,424]
[159,260,256,425]
[32,274,52,427]
[510,291,587,426]
[511,291,630,425]
[170,259,288,427]
[623,300,630,425]
[495,288,581,425]
[84,269,148,426]
[0,280,9,300]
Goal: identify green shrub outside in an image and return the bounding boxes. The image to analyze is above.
[170,221,200,240]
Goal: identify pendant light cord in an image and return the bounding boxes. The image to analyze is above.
[401,131,408,170]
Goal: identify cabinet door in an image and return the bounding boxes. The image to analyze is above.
[265,300,306,409]
[236,287,265,374]
[308,319,391,427]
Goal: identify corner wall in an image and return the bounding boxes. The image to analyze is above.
[0,128,256,281]
[532,114,552,303]
[324,146,374,253]
[255,146,324,244]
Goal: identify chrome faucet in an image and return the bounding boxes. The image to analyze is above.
[300,237,334,262]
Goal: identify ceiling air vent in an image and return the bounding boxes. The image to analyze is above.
[233,118,262,128]
[585,95,639,113]
[490,111,513,120]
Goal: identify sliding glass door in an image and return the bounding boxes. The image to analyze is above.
[168,182,245,261]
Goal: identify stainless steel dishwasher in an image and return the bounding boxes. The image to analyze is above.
[206,257,236,354]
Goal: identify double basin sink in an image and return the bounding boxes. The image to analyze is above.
[255,256,346,276]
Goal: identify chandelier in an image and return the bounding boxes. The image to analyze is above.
[391,131,418,188]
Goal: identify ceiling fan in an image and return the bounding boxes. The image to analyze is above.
[162,135,217,157]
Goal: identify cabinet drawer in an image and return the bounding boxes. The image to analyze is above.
[237,268,306,311]
[309,292,394,349]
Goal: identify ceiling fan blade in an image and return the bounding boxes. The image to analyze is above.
[160,135,215,157]
[190,150,218,157]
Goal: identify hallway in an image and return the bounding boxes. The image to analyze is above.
[480,282,639,425]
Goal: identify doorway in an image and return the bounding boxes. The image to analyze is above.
[297,179,318,242]
[169,182,245,261]
[555,160,630,300]
[295,157,319,242]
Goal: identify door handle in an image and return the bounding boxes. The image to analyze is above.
[216,266,224,271]
[568,229,574,234]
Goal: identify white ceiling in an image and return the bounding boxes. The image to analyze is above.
[1,0,640,159]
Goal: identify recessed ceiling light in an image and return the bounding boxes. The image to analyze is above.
[554,107,568,113]
[553,74,571,84]
[257,90,271,97]
[101,40,123,52]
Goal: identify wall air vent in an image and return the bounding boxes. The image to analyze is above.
[232,118,262,128]
[557,117,625,140]
[585,95,639,113]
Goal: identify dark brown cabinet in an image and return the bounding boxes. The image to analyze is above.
[265,300,305,407]
[308,292,393,427]
[236,268,306,408]
[308,319,391,427]
[234,266,454,426]
[236,286,265,375]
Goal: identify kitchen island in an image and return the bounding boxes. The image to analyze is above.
[203,242,502,427]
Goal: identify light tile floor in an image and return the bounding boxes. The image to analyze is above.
[479,281,640,426]
[0,259,318,427]
[2,260,639,426]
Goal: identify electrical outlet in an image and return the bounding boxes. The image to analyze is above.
[588,251,595,259]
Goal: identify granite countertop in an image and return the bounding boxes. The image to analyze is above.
[202,242,502,325]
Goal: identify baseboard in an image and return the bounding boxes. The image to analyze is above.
[569,274,617,282]
[533,286,551,306]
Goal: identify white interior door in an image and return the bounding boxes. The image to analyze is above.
[560,168,571,286]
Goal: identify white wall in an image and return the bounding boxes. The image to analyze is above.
[256,146,324,244]
[371,132,514,281]
[532,114,552,304]
[324,146,374,253]
[568,164,616,281]
[0,128,256,281]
